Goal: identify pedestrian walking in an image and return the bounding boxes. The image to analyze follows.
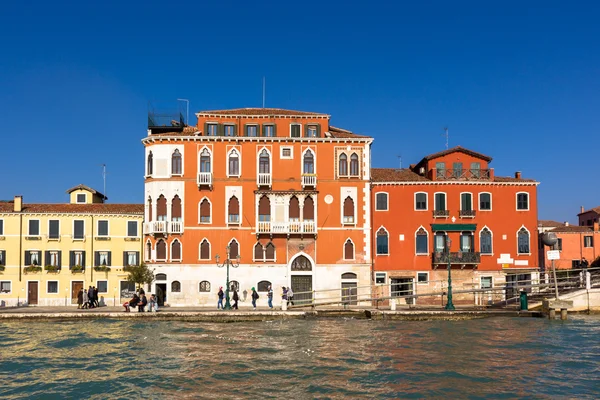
[232,289,239,310]
[282,286,288,307]
[251,287,259,310]
[77,288,83,309]
[93,286,99,307]
[267,285,273,309]
[287,287,294,306]
[217,287,224,309]
[82,289,89,309]
[88,286,95,308]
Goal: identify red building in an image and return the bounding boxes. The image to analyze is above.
[371,146,539,305]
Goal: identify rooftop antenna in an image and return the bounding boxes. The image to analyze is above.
[100,164,107,201]
[443,127,449,149]
[177,98,189,126]
[397,155,402,170]
[262,77,266,108]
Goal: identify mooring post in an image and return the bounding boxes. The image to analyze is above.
[560,308,568,320]
[549,309,556,319]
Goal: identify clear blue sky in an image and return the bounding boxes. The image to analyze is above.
[1,1,598,222]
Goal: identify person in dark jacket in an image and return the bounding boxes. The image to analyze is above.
[232,289,239,310]
[77,288,83,309]
[93,286,99,307]
[138,293,148,312]
[251,287,259,310]
[123,293,140,312]
[217,287,224,310]
[88,286,95,308]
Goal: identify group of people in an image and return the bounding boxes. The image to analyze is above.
[216,285,294,310]
[77,286,100,309]
[123,288,158,312]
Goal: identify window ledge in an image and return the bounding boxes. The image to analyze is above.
[25,236,42,241]
[376,253,390,256]
[124,237,140,241]
[95,237,111,241]
[415,253,429,256]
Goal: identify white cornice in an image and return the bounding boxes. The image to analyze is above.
[142,135,373,145]
[371,181,540,186]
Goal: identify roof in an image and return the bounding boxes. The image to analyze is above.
[0,203,144,215]
[420,146,493,163]
[538,220,565,228]
[328,126,372,139]
[196,108,329,117]
[578,206,600,216]
[65,184,107,199]
[371,168,429,182]
[494,176,537,183]
[548,226,595,233]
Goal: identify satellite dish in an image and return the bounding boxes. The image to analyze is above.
[541,232,558,247]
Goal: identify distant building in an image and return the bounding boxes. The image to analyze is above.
[537,220,565,270]
[540,217,599,270]
[578,206,600,227]
[371,146,539,305]
[0,185,143,306]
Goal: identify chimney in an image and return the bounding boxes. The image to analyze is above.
[564,221,569,227]
[581,206,585,213]
[13,195,22,212]
[515,171,522,179]
[594,221,599,232]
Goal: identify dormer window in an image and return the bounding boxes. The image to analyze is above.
[291,124,301,138]
[206,123,218,136]
[245,125,258,137]
[76,194,86,203]
[224,125,236,137]
[306,125,318,138]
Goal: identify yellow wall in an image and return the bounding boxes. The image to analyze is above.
[69,188,104,204]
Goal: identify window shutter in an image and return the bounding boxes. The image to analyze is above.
[244,124,249,137]
[233,125,238,136]
[45,251,50,266]
[217,123,224,136]
[107,251,112,266]
[70,251,75,268]
[82,251,86,267]
[135,252,140,265]
[229,197,239,215]
[25,251,31,266]
[229,240,239,259]
[316,124,321,137]
[254,243,263,261]
[123,251,128,266]
[303,197,314,220]
[289,197,300,219]
[272,124,277,137]
[157,196,167,219]
[343,197,354,217]
[57,251,62,268]
[172,241,181,260]
[344,241,353,259]
[304,124,308,137]
[258,196,270,216]
[204,122,208,135]
[200,200,210,217]
[265,243,275,260]
[200,241,209,260]
[172,196,182,219]
[94,251,100,267]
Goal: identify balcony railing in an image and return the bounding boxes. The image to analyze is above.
[302,174,317,188]
[435,169,490,180]
[432,251,481,264]
[433,210,450,218]
[257,173,271,187]
[169,221,183,234]
[257,220,317,235]
[459,209,476,218]
[143,221,167,235]
[197,172,213,186]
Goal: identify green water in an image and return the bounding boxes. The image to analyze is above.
[0,316,599,399]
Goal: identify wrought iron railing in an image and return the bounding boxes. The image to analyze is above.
[435,169,490,180]
[459,209,476,217]
[433,210,450,217]
[432,251,481,264]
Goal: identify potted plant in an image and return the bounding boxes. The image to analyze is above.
[44,265,59,273]
[71,265,84,273]
[0,265,5,272]
[24,265,42,273]
[94,264,111,272]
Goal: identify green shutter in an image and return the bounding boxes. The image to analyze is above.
[107,251,112,266]
[272,124,277,137]
[204,122,208,136]
[217,124,224,136]
[316,124,321,137]
[45,251,50,266]
[233,125,238,136]
[24,251,31,266]
[123,251,128,266]
[303,124,308,137]
[70,251,75,268]
[243,124,249,137]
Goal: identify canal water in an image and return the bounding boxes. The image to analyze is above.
[0,316,599,399]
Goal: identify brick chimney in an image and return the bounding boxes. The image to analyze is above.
[515,171,522,179]
[581,206,585,213]
[13,195,22,212]
[594,221,599,232]
[564,221,569,227]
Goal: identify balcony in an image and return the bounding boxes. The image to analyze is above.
[144,221,167,235]
[169,221,183,234]
[197,172,212,187]
[257,220,317,235]
[436,169,490,181]
[257,173,272,187]
[459,209,476,218]
[433,210,450,218]
[302,174,317,188]
[432,251,481,265]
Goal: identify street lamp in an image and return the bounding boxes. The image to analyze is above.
[541,232,560,299]
[445,237,455,311]
[215,245,240,310]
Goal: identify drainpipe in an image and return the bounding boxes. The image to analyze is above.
[18,214,22,282]
[91,215,94,283]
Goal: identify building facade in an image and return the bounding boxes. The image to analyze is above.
[0,185,144,307]
[370,146,539,305]
[539,217,599,271]
[143,108,373,306]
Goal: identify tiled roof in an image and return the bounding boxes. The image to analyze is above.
[494,176,537,183]
[65,184,107,199]
[421,146,493,162]
[196,108,328,117]
[548,225,595,233]
[578,206,600,215]
[538,220,565,228]
[328,126,372,139]
[0,203,144,215]
[371,168,429,182]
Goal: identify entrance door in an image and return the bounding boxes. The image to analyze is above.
[28,281,38,305]
[341,282,357,305]
[156,283,167,306]
[291,275,312,305]
[391,278,413,305]
[71,281,84,304]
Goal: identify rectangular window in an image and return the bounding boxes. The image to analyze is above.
[0,250,5,266]
[480,233,492,254]
[74,251,84,267]
[127,221,138,237]
[434,193,446,211]
[120,281,136,298]
[436,162,446,178]
[49,251,60,267]
[263,125,274,137]
[416,234,428,254]
[99,251,109,266]
[76,193,86,203]
[224,125,235,137]
[290,124,301,138]
[228,214,240,224]
[375,273,386,284]
[127,251,138,266]
[584,236,593,248]
[306,125,318,137]
[460,233,472,252]
[517,193,529,210]
[452,162,463,178]
[29,251,40,266]
[47,281,58,294]
[49,220,60,239]
[481,276,493,289]
[375,193,388,211]
[571,260,580,269]
[280,147,293,159]
[28,220,40,236]
[417,272,429,284]
[434,234,446,252]
[471,162,481,178]
[207,123,218,136]
[415,193,427,210]
[246,125,258,137]
[97,220,109,237]
[0,281,10,293]
[97,280,108,293]
[553,238,563,251]
[74,220,85,240]
[0,219,3,235]
[461,193,473,211]
[479,193,491,210]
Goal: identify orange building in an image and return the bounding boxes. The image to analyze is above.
[142,108,373,306]
[371,146,539,305]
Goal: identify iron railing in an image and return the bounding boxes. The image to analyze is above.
[459,209,476,218]
[435,169,491,180]
[433,210,449,217]
[432,251,481,264]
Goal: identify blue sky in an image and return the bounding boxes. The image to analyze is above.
[1,1,598,222]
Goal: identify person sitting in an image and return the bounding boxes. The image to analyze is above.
[148,294,159,312]
[123,293,140,312]
[138,293,148,312]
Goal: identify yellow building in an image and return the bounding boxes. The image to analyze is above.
[0,185,144,307]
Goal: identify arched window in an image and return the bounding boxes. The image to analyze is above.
[339,153,348,176]
[199,199,211,223]
[259,149,270,174]
[171,240,181,260]
[228,149,240,176]
[344,239,354,260]
[228,196,240,224]
[303,150,314,174]
[171,149,182,175]
[265,242,275,261]
[303,196,314,221]
[171,195,182,222]
[145,240,152,261]
[200,148,211,173]
[343,197,355,224]
[147,151,153,175]
[156,239,167,260]
[341,272,357,279]
[147,197,153,222]
[230,280,240,292]
[157,195,167,221]
[376,228,388,255]
[258,195,270,222]
[199,281,211,292]
[349,153,359,176]
[229,239,239,259]
[200,239,210,260]
[257,280,271,292]
[155,273,167,281]
[416,227,428,254]
[517,227,530,254]
[171,281,181,292]
[291,255,312,271]
[254,242,264,261]
[289,196,300,221]
[480,228,492,254]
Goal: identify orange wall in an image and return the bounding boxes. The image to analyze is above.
[542,231,599,269]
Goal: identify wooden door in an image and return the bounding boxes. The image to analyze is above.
[72,281,84,304]
[28,281,38,305]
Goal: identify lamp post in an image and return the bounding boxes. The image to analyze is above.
[445,237,455,311]
[215,245,240,310]
[541,232,560,299]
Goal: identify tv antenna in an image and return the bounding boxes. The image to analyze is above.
[262,77,266,108]
[397,155,402,170]
[100,164,107,201]
[443,127,449,149]
[177,99,189,126]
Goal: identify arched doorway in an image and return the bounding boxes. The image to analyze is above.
[290,254,314,305]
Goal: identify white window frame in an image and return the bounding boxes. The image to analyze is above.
[415,226,429,255]
[0,280,11,294]
[28,219,40,237]
[171,239,182,261]
[97,220,110,237]
[226,148,241,177]
[416,272,429,285]
[155,240,168,262]
[126,251,138,266]
[342,196,356,225]
[198,197,212,224]
[516,192,530,211]
[516,225,531,255]
[227,238,240,259]
[73,220,85,240]
[49,250,60,267]
[414,192,428,211]
[479,226,493,255]
[479,192,492,211]
[256,147,272,176]
[198,146,213,174]
[306,124,318,138]
[48,219,60,240]
[375,272,387,284]
[433,192,447,211]
[376,226,390,256]
[253,242,265,262]
[460,192,473,211]
[584,236,593,248]
[171,148,183,176]
[280,146,293,159]
[199,238,211,260]
[76,193,87,204]
[227,195,241,225]
[98,251,110,266]
[375,192,389,211]
[264,242,276,262]
[301,148,316,175]
[96,280,108,293]
[343,238,355,261]
[290,123,302,138]
[47,280,59,294]
[480,276,493,289]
